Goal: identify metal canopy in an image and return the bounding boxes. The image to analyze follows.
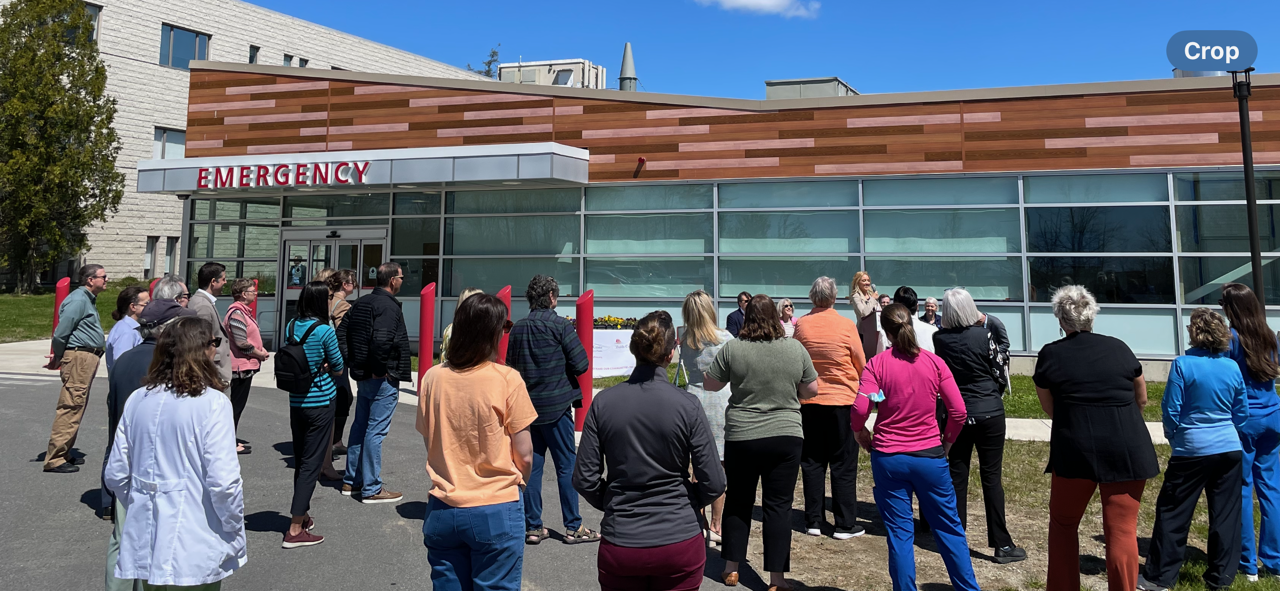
[136,142,589,195]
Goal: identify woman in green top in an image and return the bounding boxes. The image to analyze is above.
[705,294,819,591]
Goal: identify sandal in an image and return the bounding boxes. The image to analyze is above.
[525,528,549,545]
[563,526,601,545]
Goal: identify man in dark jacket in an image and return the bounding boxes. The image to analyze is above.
[726,291,750,337]
[339,262,409,504]
[102,298,194,589]
[506,274,596,544]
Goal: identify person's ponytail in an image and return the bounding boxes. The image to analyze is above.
[881,304,920,358]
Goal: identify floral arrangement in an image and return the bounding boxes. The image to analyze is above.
[593,315,637,329]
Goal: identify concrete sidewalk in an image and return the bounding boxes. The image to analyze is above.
[0,339,1167,444]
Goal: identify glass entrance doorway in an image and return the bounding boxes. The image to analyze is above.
[278,227,387,338]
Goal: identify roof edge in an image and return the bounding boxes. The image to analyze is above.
[190,61,1280,111]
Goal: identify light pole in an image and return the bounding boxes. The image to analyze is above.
[1230,67,1265,305]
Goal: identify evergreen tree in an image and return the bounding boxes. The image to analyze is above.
[467,44,501,79]
[0,0,123,292]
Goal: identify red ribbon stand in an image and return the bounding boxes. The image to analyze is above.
[496,286,512,364]
[417,282,436,393]
[574,290,595,431]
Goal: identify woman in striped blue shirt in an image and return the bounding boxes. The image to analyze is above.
[283,281,345,549]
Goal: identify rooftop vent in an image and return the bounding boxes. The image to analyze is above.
[765,77,858,99]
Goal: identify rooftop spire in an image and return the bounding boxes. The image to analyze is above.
[618,42,637,92]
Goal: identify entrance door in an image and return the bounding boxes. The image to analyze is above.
[278,227,387,340]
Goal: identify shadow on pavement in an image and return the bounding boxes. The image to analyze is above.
[79,488,102,513]
[245,510,289,533]
[397,501,427,521]
[271,442,295,469]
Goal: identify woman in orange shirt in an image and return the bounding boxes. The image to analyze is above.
[416,294,536,591]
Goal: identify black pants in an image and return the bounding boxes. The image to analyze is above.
[1144,451,1244,589]
[228,374,254,433]
[332,369,353,445]
[290,401,335,517]
[800,405,859,529]
[723,436,803,573]
[947,414,1013,549]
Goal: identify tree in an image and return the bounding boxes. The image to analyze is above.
[0,0,123,293]
[467,44,501,79]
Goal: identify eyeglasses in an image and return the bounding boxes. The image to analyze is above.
[208,337,222,348]
[177,293,190,300]
[503,319,514,334]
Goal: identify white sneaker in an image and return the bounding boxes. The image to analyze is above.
[1247,574,1259,583]
[833,525,866,540]
[1137,574,1168,591]
[805,527,822,537]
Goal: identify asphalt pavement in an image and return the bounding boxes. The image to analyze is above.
[0,371,738,591]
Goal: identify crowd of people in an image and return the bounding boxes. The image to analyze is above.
[38,261,1280,591]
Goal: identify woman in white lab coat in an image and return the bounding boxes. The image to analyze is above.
[105,315,246,589]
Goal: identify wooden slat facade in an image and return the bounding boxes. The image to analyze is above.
[184,69,1280,179]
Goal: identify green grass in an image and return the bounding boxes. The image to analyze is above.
[1005,374,1167,422]
[0,283,132,344]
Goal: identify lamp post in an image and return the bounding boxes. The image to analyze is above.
[1230,67,1265,305]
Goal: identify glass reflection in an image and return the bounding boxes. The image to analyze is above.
[1026,206,1171,252]
[1029,257,1175,304]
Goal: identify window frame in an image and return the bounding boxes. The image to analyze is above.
[158,23,210,70]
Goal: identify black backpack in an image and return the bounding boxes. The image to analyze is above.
[275,320,321,395]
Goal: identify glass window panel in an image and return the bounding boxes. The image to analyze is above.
[310,243,331,282]
[238,261,277,295]
[718,181,858,208]
[446,216,578,256]
[982,306,1026,352]
[585,257,712,297]
[285,243,309,289]
[865,256,1023,301]
[283,218,389,227]
[586,184,712,211]
[242,224,278,258]
[360,243,384,289]
[169,26,196,70]
[392,258,440,295]
[188,223,209,258]
[394,192,442,215]
[284,193,390,218]
[196,34,208,61]
[190,199,210,220]
[213,200,240,220]
[586,214,711,254]
[864,209,1020,253]
[152,128,165,160]
[243,197,280,219]
[719,257,858,299]
[443,258,579,298]
[158,25,171,66]
[1175,171,1280,202]
[1028,256,1175,304]
[392,218,441,256]
[1179,256,1280,306]
[1027,206,1172,252]
[446,188,580,214]
[1024,174,1169,203]
[1031,306,1177,356]
[719,211,859,253]
[1177,204,1280,252]
[863,177,1018,206]
[164,129,185,159]
[336,244,358,270]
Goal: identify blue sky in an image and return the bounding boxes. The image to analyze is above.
[247,0,1277,99]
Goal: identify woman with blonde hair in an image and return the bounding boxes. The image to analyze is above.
[440,287,484,367]
[777,298,797,338]
[849,271,883,358]
[679,289,734,543]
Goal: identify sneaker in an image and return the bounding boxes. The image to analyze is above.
[281,529,324,549]
[1137,574,1168,591]
[361,488,403,504]
[341,484,354,497]
[1246,574,1259,583]
[833,525,865,540]
[43,463,79,473]
[805,524,822,537]
[994,545,1027,564]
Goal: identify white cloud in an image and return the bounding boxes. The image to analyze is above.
[694,0,820,18]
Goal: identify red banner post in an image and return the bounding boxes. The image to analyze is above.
[48,277,72,364]
[574,290,595,431]
[148,277,160,297]
[417,282,436,393]
[248,279,259,319]
[496,286,512,364]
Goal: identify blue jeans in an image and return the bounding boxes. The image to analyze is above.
[870,450,980,591]
[524,408,581,531]
[344,378,399,497]
[1241,408,1280,575]
[423,496,524,591]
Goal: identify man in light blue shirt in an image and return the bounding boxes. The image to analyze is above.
[1140,309,1249,591]
[43,264,109,473]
